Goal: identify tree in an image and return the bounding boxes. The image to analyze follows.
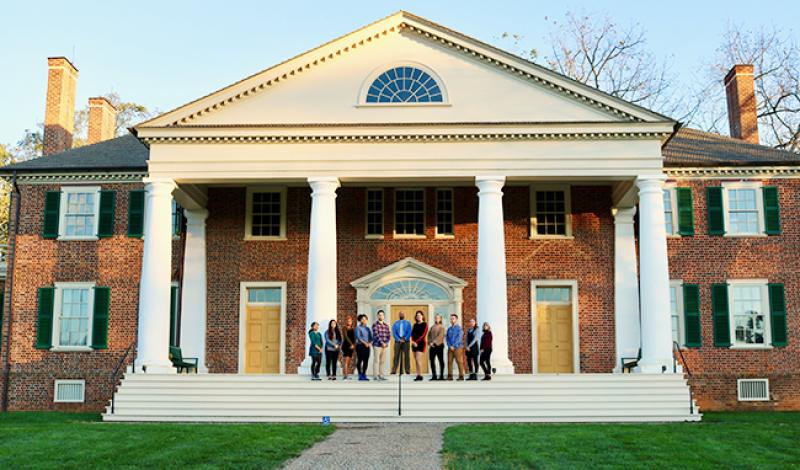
[0,144,15,244]
[503,12,683,118]
[73,92,154,147]
[690,25,800,152]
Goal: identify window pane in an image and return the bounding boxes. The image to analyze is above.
[247,288,281,303]
[727,188,759,234]
[670,286,680,343]
[366,189,383,236]
[732,285,765,344]
[663,190,674,235]
[64,192,96,236]
[536,287,571,303]
[251,191,282,237]
[535,190,567,235]
[436,189,453,236]
[365,66,444,103]
[395,190,424,236]
[59,288,91,347]
[371,280,449,300]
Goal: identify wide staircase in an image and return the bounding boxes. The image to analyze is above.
[103,372,700,423]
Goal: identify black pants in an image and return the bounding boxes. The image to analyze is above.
[311,355,322,376]
[429,344,444,378]
[392,341,410,374]
[466,348,479,375]
[356,344,370,376]
[480,349,492,376]
[325,350,339,377]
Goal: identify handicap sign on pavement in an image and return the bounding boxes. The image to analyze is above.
[322,416,331,426]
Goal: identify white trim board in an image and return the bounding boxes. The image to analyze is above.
[530,280,580,374]
[238,282,288,374]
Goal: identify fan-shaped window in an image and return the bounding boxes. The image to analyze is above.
[371,279,449,300]
[365,66,444,103]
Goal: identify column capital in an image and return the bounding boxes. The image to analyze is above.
[143,177,176,197]
[307,177,340,197]
[475,176,505,195]
[611,207,637,225]
[635,175,667,194]
[184,208,209,225]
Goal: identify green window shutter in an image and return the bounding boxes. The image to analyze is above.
[42,191,61,239]
[91,287,110,350]
[706,187,725,236]
[97,191,116,238]
[683,284,702,347]
[676,187,695,236]
[36,287,55,349]
[711,284,731,347]
[763,186,781,235]
[169,285,179,348]
[128,190,145,238]
[768,283,788,347]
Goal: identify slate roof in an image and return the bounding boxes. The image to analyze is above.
[0,134,148,173]
[663,127,800,167]
[1,126,798,174]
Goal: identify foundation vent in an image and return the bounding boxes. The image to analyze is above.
[54,380,85,403]
[737,378,769,401]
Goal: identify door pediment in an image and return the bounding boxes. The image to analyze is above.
[351,257,467,303]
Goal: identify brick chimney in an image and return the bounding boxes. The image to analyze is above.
[724,64,759,145]
[43,57,78,155]
[88,97,117,144]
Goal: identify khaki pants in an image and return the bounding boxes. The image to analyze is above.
[447,347,465,379]
[373,345,387,378]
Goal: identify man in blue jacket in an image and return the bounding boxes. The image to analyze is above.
[391,311,412,375]
[446,313,465,380]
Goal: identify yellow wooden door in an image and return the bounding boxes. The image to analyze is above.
[245,305,281,374]
[537,303,574,373]
[390,305,429,375]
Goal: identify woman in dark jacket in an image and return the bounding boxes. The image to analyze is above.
[308,322,323,381]
[410,311,429,381]
[341,316,356,380]
[479,322,493,381]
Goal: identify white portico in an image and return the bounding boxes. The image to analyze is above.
[131,11,678,377]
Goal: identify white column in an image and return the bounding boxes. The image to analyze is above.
[180,209,209,373]
[475,176,514,374]
[636,175,673,373]
[136,177,176,373]
[299,177,340,374]
[612,207,641,372]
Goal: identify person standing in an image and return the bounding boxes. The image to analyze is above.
[308,322,323,381]
[355,314,373,381]
[324,319,342,380]
[480,322,493,381]
[465,318,480,381]
[371,310,390,381]
[427,314,445,381]
[391,311,412,375]
[446,314,465,381]
[341,317,356,380]
[411,311,429,381]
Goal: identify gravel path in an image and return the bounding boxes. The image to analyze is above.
[282,423,448,470]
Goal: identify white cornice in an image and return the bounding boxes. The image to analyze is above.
[7,172,146,184]
[665,166,800,179]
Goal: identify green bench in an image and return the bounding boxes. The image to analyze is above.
[169,346,199,373]
[620,348,641,373]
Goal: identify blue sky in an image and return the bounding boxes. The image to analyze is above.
[1,0,797,144]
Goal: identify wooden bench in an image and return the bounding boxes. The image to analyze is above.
[169,346,199,374]
[620,348,642,373]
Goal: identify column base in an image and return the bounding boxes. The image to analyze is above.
[637,358,673,374]
[135,362,176,374]
[489,356,515,375]
[297,357,314,376]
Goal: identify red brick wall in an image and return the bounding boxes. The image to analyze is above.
[205,185,615,375]
[667,177,800,410]
[0,182,182,411]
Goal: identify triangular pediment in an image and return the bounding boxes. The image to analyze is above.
[138,11,671,130]
[350,257,467,290]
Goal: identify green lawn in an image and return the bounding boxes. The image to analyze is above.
[443,412,800,469]
[0,412,333,470]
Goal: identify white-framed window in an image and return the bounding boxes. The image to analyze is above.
[669,280,684,345]
[53,282,95,351]
[245,187,287,240]
[365,189,384,238]
[663,186,678,236]
[530,185,572,238]
[435,188,454,238]
[728,280,771,348]
[59,186,101,240]
[722,182,764,236]
[394,189,425,238]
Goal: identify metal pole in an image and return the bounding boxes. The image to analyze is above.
[398,368,402,417]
